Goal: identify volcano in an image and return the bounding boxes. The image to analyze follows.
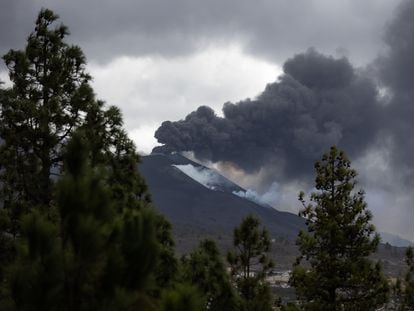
[139,153,305,252]
[139,153,408,273]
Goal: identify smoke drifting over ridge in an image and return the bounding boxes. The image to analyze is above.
[154,0,414,183]
[153,0,414,238]
[154,49,381,181]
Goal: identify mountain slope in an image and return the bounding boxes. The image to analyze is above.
[139,153,305,243]
[139,153,408,274]
[380,232,413,247]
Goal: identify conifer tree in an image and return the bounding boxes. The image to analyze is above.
[291,146,389,311]
[0,9,94,230]
[182,239,240,310]
[0,9,151,236]
[0,8,178,305]
[403,247,414,309]
[160,284,204,311]
[6,133,162,310]
[152,215,179,294]
[393,247,414,310]
[227,215,274,311]
[6,210,63,310]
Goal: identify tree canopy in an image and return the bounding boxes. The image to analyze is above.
[0,9,180,309]
[290,146,389,311]
[227,215,274,311]
[182,238,240,311]
[6,133,162,310]
[0,9,150,237]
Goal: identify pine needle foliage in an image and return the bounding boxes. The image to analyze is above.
[227,215,275,311]
[290,146,389,311]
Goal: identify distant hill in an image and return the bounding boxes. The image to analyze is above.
[139,153,409,274]
[380,232,413,247]
[139,153,305,252]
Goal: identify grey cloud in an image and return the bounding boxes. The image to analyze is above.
[0,1,39,70]
[378,0,414,92]
[0,0,398,65]
[0,2,31,51]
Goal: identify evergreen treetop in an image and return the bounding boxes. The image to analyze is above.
[0,9,180,308]
[182,238,240,311]
[227,215,275,311]
[6,132,161,310]
[0,9,150,238]
[291,146,389,311]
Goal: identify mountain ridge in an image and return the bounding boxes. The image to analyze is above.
[139,153,412,251]
[139,153,305,241]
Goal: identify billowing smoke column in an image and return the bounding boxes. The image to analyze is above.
[154,0,414,186]
[153,48,381,180]
[376,0,414,185]
[152,0,414,239]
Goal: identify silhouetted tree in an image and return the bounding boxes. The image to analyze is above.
[290,146,389,311]
[0,9,94,231]
[6,133,162,310]
[392,247,414,310]
[227,215,274,311]
[0,8,152,235]
[160,284,204,311]
[0,8,178,307]
[182,239,240,310]
[403,247,414,309]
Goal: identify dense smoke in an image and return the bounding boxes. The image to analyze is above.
[152,0,414,238]
[376,0,414,185]
[154,0,414,187]
[154,48,381,180]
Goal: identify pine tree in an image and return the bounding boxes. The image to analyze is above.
[6,133,162,310]
[182,239,240,310]
[0,9,94,231]
[0,8,151,236]
[227,215,274,311]
[393,247,414,310]
[404,247,414,309]
[290,146,389,311]
[160,284,204,311]
[152,214,179,294]
[0,8,179,306]
[6,210,63,311]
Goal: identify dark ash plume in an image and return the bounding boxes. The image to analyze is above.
[376,0,414,184]
[152,0,414,240]
[154,49,381,180]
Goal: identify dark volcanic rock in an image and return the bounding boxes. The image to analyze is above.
[139,153,305,245]
[139,153,407,275]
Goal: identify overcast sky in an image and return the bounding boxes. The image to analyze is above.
[0,0,399,152]
[2,0,414,240]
